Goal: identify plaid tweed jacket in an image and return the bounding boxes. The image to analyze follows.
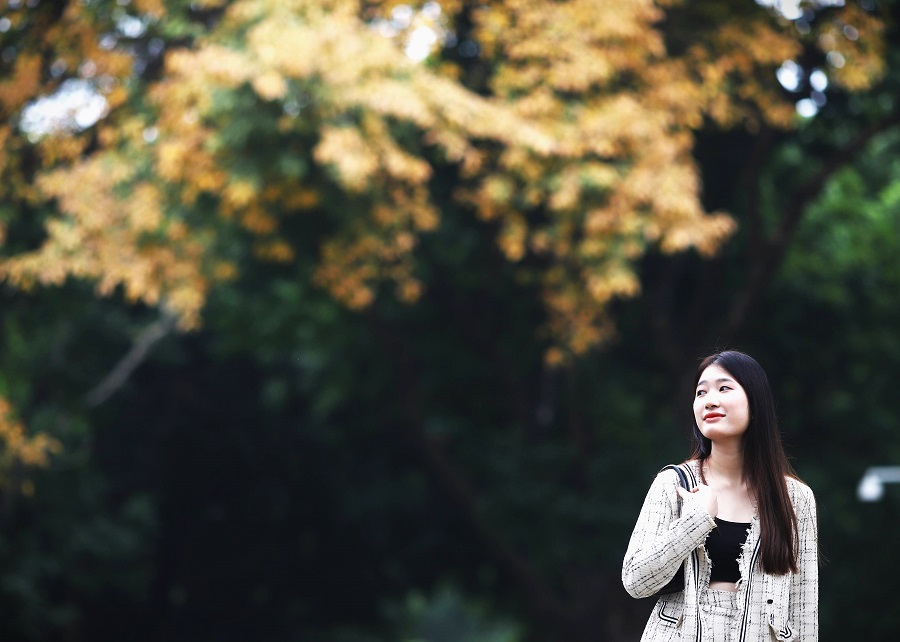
[622,460,818,642]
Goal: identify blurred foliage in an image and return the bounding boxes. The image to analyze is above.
[0,1,899,641]
[0,0,886,362]
[762,124,900,639]
[385,584,524,642]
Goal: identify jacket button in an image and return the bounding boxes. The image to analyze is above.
[766,599,773,604]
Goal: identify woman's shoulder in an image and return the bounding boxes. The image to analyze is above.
[785,475,816,505]
[652,460,697,481]
[645,461,698,496]
[645,463,690,495]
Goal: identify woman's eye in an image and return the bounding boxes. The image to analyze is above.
[696,390,706,397]
[720,386,732,392]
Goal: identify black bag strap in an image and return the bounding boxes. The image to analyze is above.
[659,464,690,516]
[648,463,693,598]
[660,463,689,489]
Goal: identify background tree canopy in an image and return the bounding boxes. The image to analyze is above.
[1,0,900,640]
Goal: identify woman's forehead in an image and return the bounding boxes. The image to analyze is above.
[697,364,735,385]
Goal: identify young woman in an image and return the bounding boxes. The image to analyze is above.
[622,351,818,642]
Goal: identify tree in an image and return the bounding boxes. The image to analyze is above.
[1,0,885,359]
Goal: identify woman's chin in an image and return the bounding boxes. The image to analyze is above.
[700,427,747,443]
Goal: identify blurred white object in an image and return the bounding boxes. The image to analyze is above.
[857,467,900,502]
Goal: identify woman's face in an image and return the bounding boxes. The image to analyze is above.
[693,364,751,443]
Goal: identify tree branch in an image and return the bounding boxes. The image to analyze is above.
[85,310,179,407]
[721,113,900,343]
[645,253,689,375]
[429,266,535,432]
[365,313,566,618]
[740,125,777,261]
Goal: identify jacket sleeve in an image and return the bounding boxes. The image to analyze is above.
[789,485,818,641]
[622,469,716,598]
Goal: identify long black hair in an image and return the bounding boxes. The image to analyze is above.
[689,350,799,575]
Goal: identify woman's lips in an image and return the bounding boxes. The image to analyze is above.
[703,413,724,421]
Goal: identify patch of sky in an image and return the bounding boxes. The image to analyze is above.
[19,79,108,140]
[809,69,828,92]
[116,13,148,38]
[371,2,448,63]
[756,0,846,20]
[776,61,803,92]
[796,98,819,118]
[406,25,439,62]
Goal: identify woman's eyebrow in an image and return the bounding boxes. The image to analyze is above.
[696,377,735,386]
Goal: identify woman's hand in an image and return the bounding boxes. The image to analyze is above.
[677,484,718,519]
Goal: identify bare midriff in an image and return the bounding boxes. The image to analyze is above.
[708,581,739,592]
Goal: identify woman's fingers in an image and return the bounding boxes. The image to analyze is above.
[676,484,718,518]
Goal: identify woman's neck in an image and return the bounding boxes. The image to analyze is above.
[706,444,744,486]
